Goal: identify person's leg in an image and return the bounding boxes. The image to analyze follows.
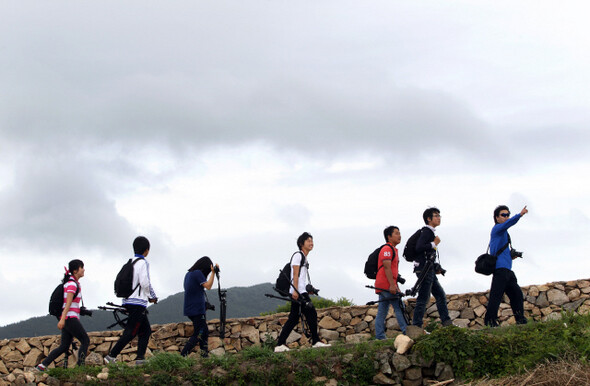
[505,271,527,324]
[181,315,201,356]
[277,301,301,346]
[392,297,408,334]
[484,268,510,327]
[300,295,320,344]
[430,276,451,325]
[197,315,209,356]
[41,326,74,367]
[135,311,152,360]
[64,318,89,366]
[375,292,391,340]
[412,269,435,327]
[108,305,145,358]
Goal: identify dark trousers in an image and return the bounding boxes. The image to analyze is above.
[109,304,152,360]
[181,314,208,357]
[484,268,527,327]
[42,318,89,367]
[277,293,320,346]
[412,269,450,327]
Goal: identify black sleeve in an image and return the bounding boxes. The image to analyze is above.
[415,227,435,254]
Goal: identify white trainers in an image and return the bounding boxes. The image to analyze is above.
[274,344,290,353]
[104,355,117,364]
[312,341,331,348]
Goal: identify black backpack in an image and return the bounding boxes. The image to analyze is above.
[364,244,392,279]
[49,279,79,317]
[275,252,305,297]
[402,228,424,262]
[114,258,142,298]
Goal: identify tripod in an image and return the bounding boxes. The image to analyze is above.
[365,285,410,325]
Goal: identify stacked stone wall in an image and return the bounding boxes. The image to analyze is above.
[1,278,589,384]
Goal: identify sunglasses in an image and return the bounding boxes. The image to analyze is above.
[500,213,510,218]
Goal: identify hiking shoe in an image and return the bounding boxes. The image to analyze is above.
[274,344,290,353]
[135,359,146,366]
[104,355,117,364]
[441,319,453,327]
[312,341,331,348]
[35,364,46,372]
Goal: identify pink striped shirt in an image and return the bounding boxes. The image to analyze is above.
[63,279,82,319]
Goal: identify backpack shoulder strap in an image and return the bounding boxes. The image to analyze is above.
[290,251,305,277]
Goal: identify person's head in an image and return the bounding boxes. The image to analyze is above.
[188,256,213,277]
[63,259,84,283]
[133,236,150,256]
[423,207,441,227]
[297,232,313,252]
[494,205,510,224]
[383,226,401,245]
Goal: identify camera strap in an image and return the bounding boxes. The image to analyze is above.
[487,233,512,257]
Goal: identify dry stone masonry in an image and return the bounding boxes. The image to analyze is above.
[1,278,589,384]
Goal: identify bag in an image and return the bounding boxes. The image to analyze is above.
[364,244,391,279]
[474,241,510,276]
[474,253,497,275]
[275,252,305,297]
[402,228,424,262]
[114,258,142,298]
[49,279,79,317]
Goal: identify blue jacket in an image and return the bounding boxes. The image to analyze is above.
[183,270,207,316]
[490,213,522,270]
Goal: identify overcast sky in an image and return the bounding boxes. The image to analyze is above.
[1,1,589,327]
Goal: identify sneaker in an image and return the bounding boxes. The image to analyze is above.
[274,344,290,353]
[441,319,453,327]
[35,364,46,372]
[104,355,117,364]
[312,341,331,348]
[135,359,146,366]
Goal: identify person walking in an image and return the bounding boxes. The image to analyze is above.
[105,236,157,365]
[484,205,529,327]
[36,260,90,370]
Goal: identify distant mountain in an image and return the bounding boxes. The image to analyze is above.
[0,283,287,340]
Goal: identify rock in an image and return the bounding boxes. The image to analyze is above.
[210,347,226,356]
[22,348,43,367]
[319,329,339,341]
[405,326,425,340]
[394,334,414,355]
[285,331,302,344]
[94,342,112,354]
[563,299,585,312]
[568,289,581,301]
[15,340,31,355]
[392,353,411,372]
[85,353,103,366]
[97,372,109,380]
[578,280,590,289]
[474,305,487,317]
[547,289,569,306]
[241,325,260,344]
[0,360,8,374]
[318,316,342,330]
[404,366,422,381]
[345,334,371,344]
[447,300,466,311]
[354,321,369,333]
[373,372,396,384]
[536,292,550,308]
[528,286,540,297]
[438,364,454,380]
[24,371,35,383]
[460,308,475,320]
[453,319,470,328]
[3,351,23,362]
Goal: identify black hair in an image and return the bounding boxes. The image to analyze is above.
[297,232,313,250]
[133,236,150,255]
[383,226,399,242]
[494,205,510,224]
[423,207,440,224]
[188,256,213,277]
[62,259,84,284]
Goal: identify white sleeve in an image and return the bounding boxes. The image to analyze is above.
[291,252,303,267]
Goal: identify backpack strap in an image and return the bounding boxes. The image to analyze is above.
[130,257,143,296]
[376,243,395,273]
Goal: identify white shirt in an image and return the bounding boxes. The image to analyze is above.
[289,251,309,295]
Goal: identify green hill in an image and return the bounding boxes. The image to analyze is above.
[0,283,286,339]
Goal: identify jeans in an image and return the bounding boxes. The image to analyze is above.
[375,292,407,339]
[181,314,208,357]
[412,269,450,327]
[277,293,320,345]
[484,268,527,327]
[42,318,89,367]
[109,305,152,360]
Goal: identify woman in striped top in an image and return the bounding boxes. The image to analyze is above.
[36,259,90,370]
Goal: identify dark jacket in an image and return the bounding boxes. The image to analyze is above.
[414,226,436,271]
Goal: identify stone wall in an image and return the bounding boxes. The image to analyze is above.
[1,278,589,383]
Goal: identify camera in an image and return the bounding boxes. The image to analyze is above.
[433,263,447,276]
[510,249,523,259]
[306,284,319,295]
[214,265,220,274]
[397,274,406,285]
[206,301,215,311]
[80,307,93,317]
